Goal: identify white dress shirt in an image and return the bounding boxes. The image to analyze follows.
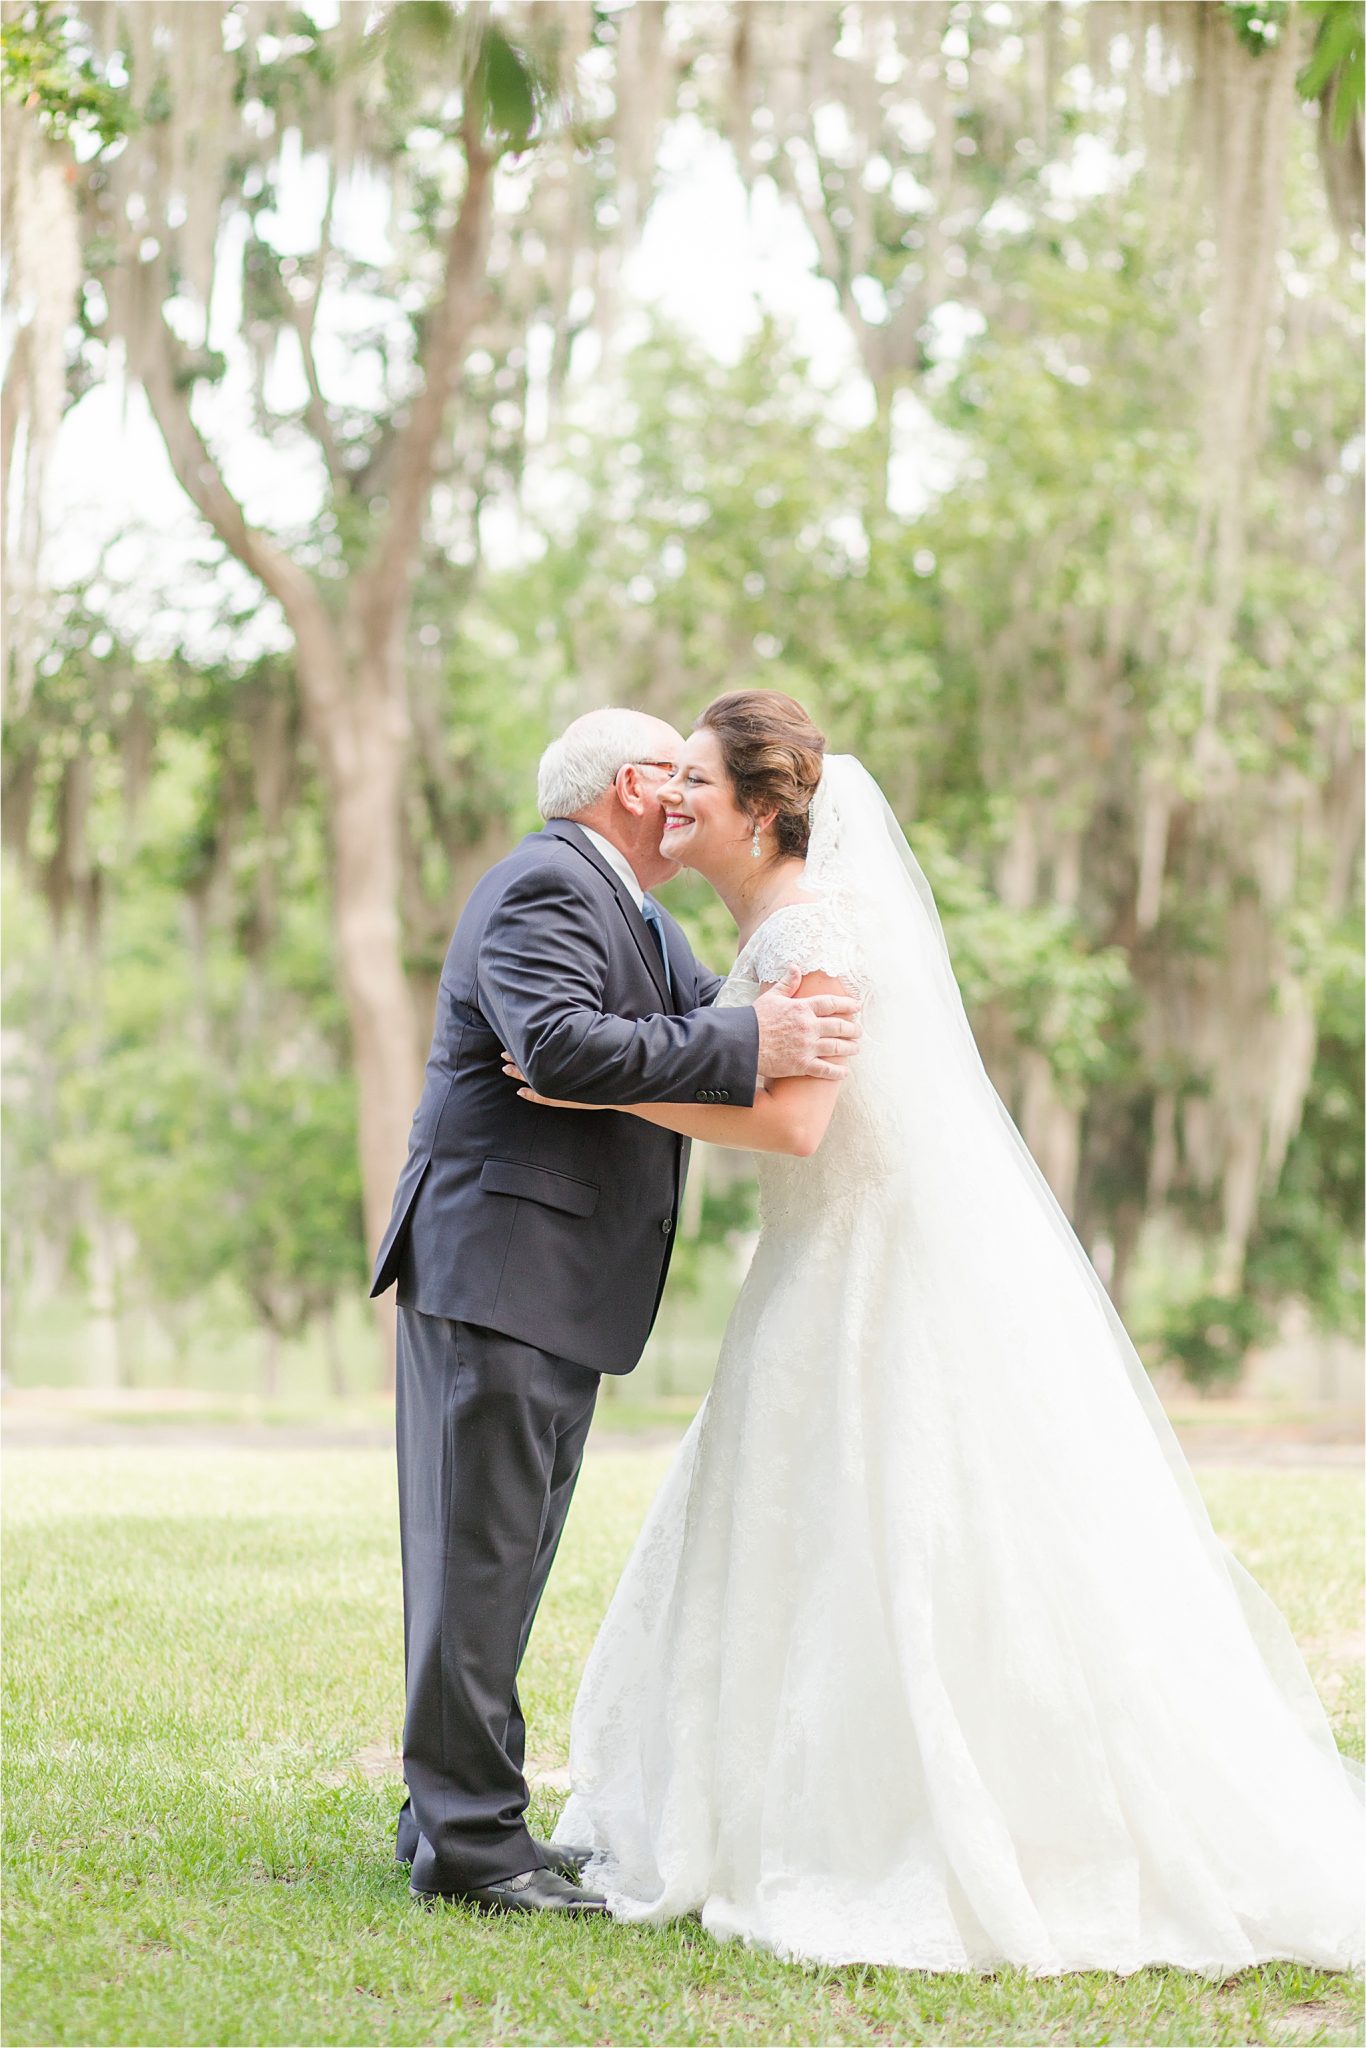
[576,824,646,911]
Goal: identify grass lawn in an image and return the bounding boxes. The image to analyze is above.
[2,1444,1362,2047]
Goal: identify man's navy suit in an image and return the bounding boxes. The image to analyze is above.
[370,819,759,1893]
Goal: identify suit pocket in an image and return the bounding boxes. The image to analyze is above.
[479,1157,600,1218]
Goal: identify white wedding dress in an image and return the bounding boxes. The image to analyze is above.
[553,758,1363,1976]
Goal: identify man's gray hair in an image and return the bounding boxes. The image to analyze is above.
[537,708,671,821]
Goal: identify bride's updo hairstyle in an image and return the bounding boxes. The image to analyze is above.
[695,690,826,860]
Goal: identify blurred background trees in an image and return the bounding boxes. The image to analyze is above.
[2,0,1361,1403]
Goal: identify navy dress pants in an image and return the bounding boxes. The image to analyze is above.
[392,1309,599,1893]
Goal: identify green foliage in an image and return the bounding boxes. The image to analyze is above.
[1225,3,1293,56]
[1,612,362,1370]
[399,570,558,978]
[366,6,548,151]
[1299,1,1366,135]
[657,1175,757,1305]
[479,317,1144,1101]
[1156,1289,1276,1393]
[908,824,1136,1101]
[474,21,541,148]
[0,1,130,144]
[1246,934,1366,1338]
[456,132,1362,1393]
[62,1046,363,1336]
[4,4,1360,1403]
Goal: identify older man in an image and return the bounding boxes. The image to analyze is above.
[370,709,861,1916]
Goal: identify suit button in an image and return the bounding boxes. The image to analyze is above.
[718,1091,730,1102]
[661,1218,673,1235]
[694,1090,707,1102]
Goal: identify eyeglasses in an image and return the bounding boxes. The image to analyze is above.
[633,758,680,777]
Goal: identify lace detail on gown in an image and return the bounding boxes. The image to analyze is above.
[552,882,1364,1977]
[720,899,893,1228]
[733,897,866,996]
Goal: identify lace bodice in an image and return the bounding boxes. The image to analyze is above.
[713,898,891,1224]
[728,898,865,994]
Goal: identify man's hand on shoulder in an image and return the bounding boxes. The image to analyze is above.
[753,965,862,1083]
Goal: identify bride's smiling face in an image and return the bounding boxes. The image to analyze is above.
[657,729,755,876]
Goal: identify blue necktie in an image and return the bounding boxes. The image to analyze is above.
[640,898,674,1002]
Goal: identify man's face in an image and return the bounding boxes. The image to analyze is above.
[621,721,687,884]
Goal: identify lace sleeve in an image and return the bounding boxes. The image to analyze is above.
[743,902,864,992]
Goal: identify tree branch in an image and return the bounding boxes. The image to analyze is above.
[129,260,341,712]
[0,319,30,571]
[355,104,497,653]
[285,164,348,495]
[350,410,402,503]
[771,144,874,363]
[286,291,347,494]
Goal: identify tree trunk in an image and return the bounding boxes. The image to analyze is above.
[1017,1049,1081,1212]
[329,729,420,1274]
[295,635,421,1392]
[655,1329,675,1400]
[0,1243,10,1392]
[1104,1198,1144,1320]
[86,1206,122,1391]
[261,1322,281,1403]
[118,115,498,1395]
[162,1302,191,1389]
[321,1301,348,1402]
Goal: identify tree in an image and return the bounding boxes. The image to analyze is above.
[2,605,366,1388]
[1,0,686,1372]
[702,0,1364,1300]
[4,1,1358,1396]
[476,278,1360,1373]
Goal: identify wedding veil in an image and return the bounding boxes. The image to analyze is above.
[804,754,1362,1795]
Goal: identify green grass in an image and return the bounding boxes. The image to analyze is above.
[3,1446,1362,2047]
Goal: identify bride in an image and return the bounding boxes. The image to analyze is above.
[511,689,1363,1976]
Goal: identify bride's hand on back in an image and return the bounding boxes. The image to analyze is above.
[754,964,861,1083]
[500,1054,602,1110]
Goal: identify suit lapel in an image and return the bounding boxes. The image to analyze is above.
[542,820,673,1009]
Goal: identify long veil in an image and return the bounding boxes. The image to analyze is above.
[806,754,1362,1793]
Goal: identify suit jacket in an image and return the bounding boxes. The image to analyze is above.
[369,819,759,1373]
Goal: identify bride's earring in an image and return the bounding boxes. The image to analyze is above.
[751,824,762,860]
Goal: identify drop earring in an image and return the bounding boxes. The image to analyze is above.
[751,824,762,860]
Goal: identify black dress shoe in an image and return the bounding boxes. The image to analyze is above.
[535,1838,594,1880]
[411,1867,606,1916]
